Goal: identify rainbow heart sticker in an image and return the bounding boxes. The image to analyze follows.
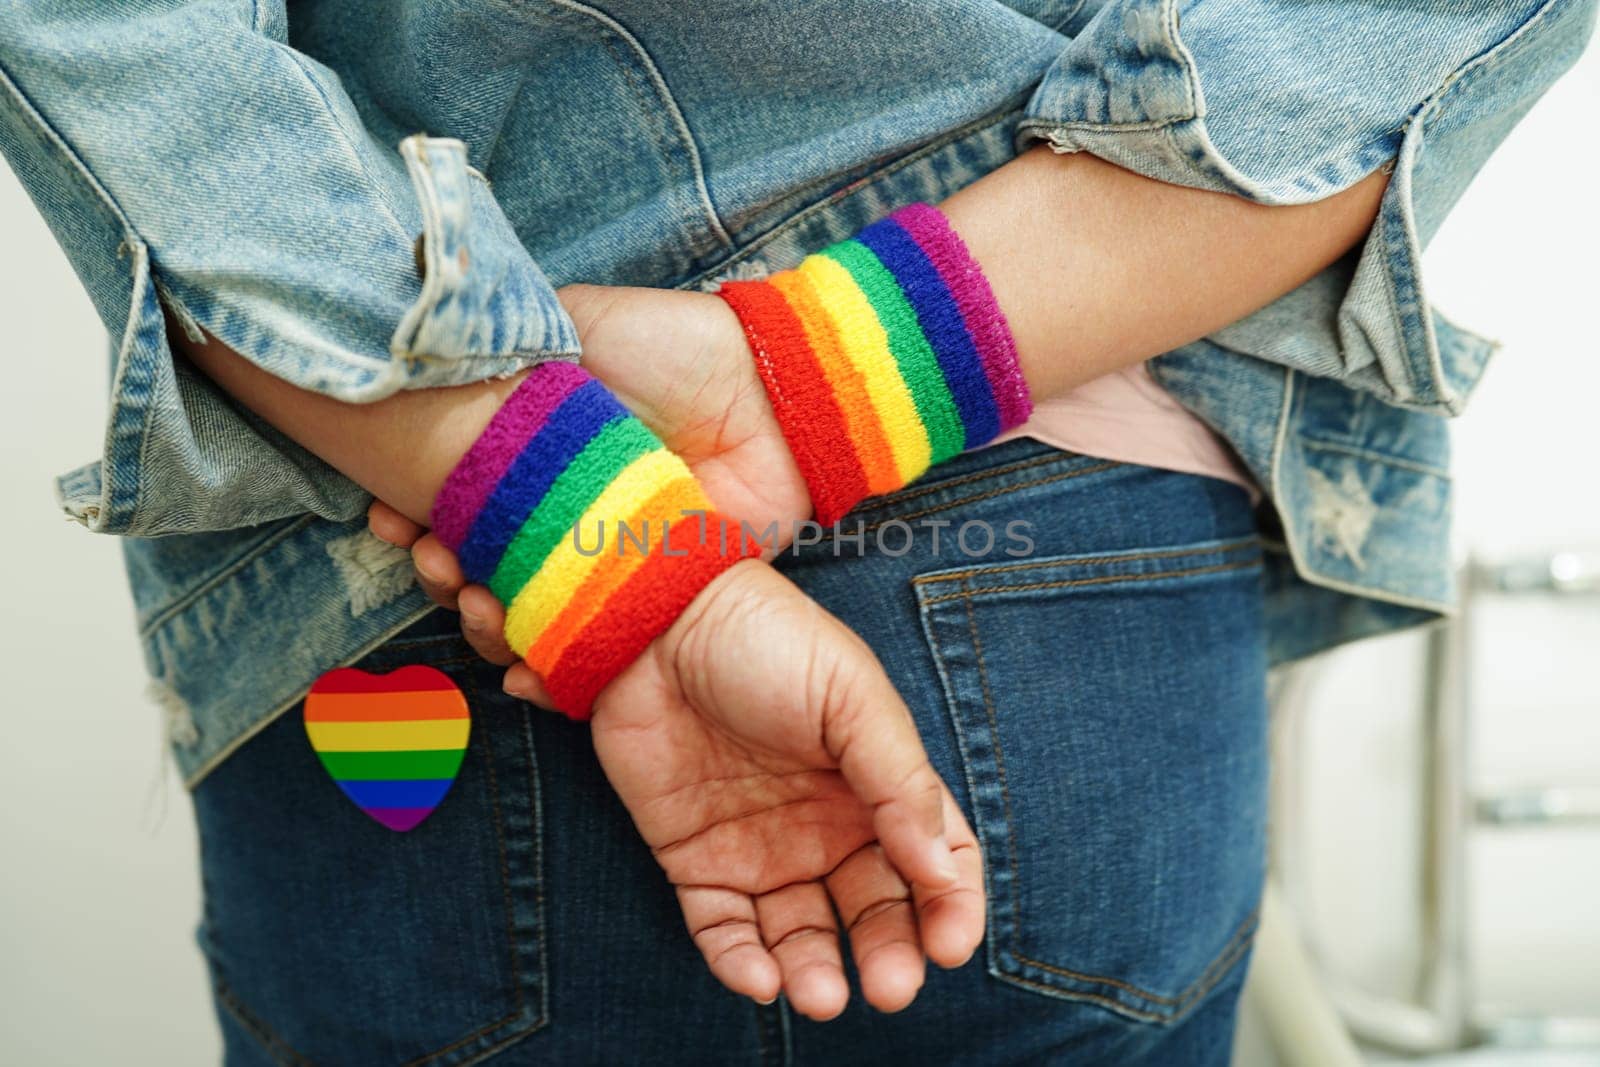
[304,665,470,832]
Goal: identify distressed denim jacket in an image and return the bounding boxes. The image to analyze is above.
[1,0,1592,785]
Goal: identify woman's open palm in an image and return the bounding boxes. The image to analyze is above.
[592,561,984,1019]
[365,284,986,1017]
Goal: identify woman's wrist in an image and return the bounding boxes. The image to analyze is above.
[715,201,1031,525]
[168,309,529,526]
[431,361,758,718]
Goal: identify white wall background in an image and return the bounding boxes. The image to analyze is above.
[0,39,1595,1067]
[0,146,221,1060]
[1288,35,1600,1034]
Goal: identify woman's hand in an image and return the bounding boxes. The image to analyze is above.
[356,537,988,1017]
[586,559,983,1018]
[557,283,811,541]
[365,280,815,667]
[366,522,986,1017]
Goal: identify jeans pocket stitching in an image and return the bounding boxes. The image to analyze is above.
[206,690,548,1066]
[401,714,549,1067]
[915,551,1265,1025]
[212,978,312,1067]
[999,912,1260,1024]
[853,451,1064,511]
[912,537,1262,589]
[919,555,1263,607]
[961,589,1025,973]
[1008,907,1261,1020]
[916,577,1017,986]
[824,460,1121,540]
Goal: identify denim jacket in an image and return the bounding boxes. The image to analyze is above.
[1,0,1592,785]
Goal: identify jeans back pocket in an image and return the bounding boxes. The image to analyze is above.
[914,537,1268,1025]
[193,630,547,1066]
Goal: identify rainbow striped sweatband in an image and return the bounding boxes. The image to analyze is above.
[431,362,757,720]
[717,202,1031,526]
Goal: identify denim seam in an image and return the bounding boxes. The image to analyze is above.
[416,737,528,1064]
[1270,369,1453,615]
[680,105,1023,289]
[1018,907,1260,1010]
[1368,0,1578,413]
[402,717,546,1066]
[1019,0,1200,141]
[1001,909,1259,1023]
[0,60,164,535]
[518,711,553,1042]
[1019,115,1185,136]
[370,648,479,667]
[961,591,1024,956]
[212,979,312,1066]
[823,461,1121,539]
[1392,0,1577,411]
[914,594,995,977]
[921,579,1004,991]
[1377,186,1426,405]
[858,452,1066,510]
[1046,0,1088,32]
[923,562,1264,1021]
[279,50,409,241]
[1299,438,1451,480]
[1418,0,1575,130]
[540,0,733,253]
[777,1000,793,1067]
[474,65,535,179]
[138,516,317,638]
[920,557,1262,606]
[125,259,163,529]
[208,698,545,1066]
[0,58,137,244]
[913,537,1263,586]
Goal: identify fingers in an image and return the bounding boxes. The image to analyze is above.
[678,842,978,1023]
[500,661,554,711]
[678,886,781,1005]
[822,645,958,893]
[911,791,986,970]
[405,535,519,669]
[367,500,424,548]
[755,882,849,1021]
[370,506,522,672]
[827,845,924,1013]
[456,584,517,666]
[411,534,467,611]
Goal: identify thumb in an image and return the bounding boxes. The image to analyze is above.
[819,632,960,891]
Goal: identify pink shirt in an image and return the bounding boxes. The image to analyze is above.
[1001,364,1257,496]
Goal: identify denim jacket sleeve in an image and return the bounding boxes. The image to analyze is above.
[1021,0,1597,416]
[0,2,579,537]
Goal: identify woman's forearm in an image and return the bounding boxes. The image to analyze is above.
[176,147,1387,530]
[171,313,523,525]
[940,145,1389,399]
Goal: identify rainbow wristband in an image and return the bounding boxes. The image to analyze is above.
[717,202,1031,526]
[431,362,757,720]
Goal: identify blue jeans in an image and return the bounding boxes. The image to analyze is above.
[192,439,1268,1066]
